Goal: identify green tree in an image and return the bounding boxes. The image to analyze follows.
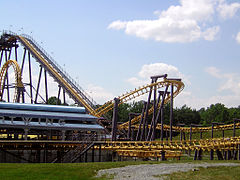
[174,105,201,126]
[199,103,230,126]
[47,96,62,105]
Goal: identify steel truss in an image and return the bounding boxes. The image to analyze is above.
[0,31,97,108]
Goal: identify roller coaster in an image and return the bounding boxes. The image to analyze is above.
[0,30,240,162]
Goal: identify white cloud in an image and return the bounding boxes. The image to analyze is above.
[127,64,240,109]
[108,0,240,43]
[205,66,221,78]
[203,26,220,41]
[236,32,240,44]
[127,63,194,107]
[127,63,188,87]
[108,0,221,43]
[206,66,240,95]
[85,84,115,105]
[217,0,240,19]
[174,91,207,109]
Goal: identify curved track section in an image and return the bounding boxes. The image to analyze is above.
[95,78,184,117]
[119,79,184,129]
[0,60,24,102]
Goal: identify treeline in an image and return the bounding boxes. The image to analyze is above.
[105,101,240,126]
[47,96,240,126]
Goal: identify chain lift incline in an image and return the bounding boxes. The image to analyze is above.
[0,31,185,119]
[2,31,240,136]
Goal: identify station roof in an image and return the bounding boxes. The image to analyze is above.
[0,120,104,131]
[0,108,96,122]
[0,102,104,131]
[0,102,86,114]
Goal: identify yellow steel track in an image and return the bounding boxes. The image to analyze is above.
[96,78,184,120]
[17,35,97,115]
[115,150,182,159]
[1,33,240,160]
[129,122,240,133]
[15,35,184,119]
[8,35,240,135]
[0,60,24,102]
[101,136,240,152]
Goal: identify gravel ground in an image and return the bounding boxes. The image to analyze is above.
[96,162,239,180]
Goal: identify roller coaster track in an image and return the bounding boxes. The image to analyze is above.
[96,79,184,118]
[5,32,240,136]
[118,79,184,129]
[100,136,240,152]
[15,34,97,115]
[2,32,240,137]
[0,59,24,102]
[156,122,240,133]
[0,31,185,120]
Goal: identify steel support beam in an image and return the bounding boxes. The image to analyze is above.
[28,52,33,103]
[136,102,147,141]
[147,78,157,141]
[141,79,154,141]
[44,69,48,102]
[20,48,26,74]
[0,50,3,67]
[14,45,18,61]
[63,89,66,105]
[170,84,174,141]
[111,98,120,141]
[34,66,43,103]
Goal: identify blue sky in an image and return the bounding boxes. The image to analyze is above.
[1,0,240,109]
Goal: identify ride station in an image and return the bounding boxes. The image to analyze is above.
[0,31,240,163]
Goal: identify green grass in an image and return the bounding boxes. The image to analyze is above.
[164,165,240,180]
[0,161,162,180]
[0,161,239,180]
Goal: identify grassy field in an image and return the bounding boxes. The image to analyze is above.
[0,161,162,180]
[164,165,240,180]
[0,161,239,180]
